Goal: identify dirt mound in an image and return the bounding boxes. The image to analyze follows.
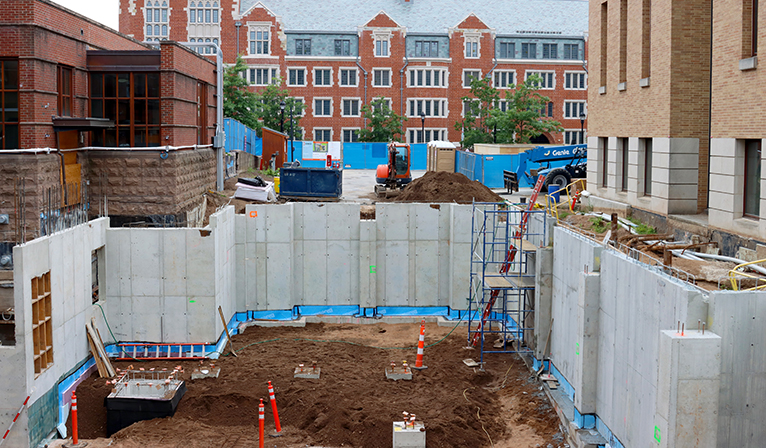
[394,171,503,203]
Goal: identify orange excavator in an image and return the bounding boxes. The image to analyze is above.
[374,142,412,197]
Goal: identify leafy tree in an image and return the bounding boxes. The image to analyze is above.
[252,83,304,139]
[357,96,407,142]
[454,74,562,148]
[223,55,259,130]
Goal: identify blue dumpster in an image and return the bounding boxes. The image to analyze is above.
[279,167,342,200]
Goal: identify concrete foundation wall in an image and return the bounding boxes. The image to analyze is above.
[235,203,472,311]
[1,218,109,447]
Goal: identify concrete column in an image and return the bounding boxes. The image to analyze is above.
[654,329,721,448]
[574,271,600,414]
[533,247,553,359]
[359,221,377,308]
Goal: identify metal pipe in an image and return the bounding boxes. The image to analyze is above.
[399,55,409,118]
[690,251,766,276]
[355,54,368,127]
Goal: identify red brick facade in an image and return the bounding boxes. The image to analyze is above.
[119,1,588,145]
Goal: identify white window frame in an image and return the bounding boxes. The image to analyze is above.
[564,129,586,145]
[287,67,307,87]
[312,97,333,117]
[342,127,360,143]
[407,128,448,144]
[542,43,558,59]
[314,128,333,142]
[188,1,219,24]
[493,70,516,89]
[245,66,278,86]
[563,43,581,60]
[525,70,555,89]
[373,31,392,57]
[313,67,333,87]
[406,98,448,118]
[407,67,448,88]
[371,97,393,114]
[341,97,361,117]
[564,71,588,90]
[292,97,306,117]
[497,41,515,59]
[338,68,359,87]
[462,98,480,118]
[464,32,481,59]
[247,23,271,56]
[563,100,587,119]
[145,0,170,41]
[462,69,482,88]
[372,68,392,87]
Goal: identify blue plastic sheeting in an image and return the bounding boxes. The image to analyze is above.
[224,118,261,156]
[550,361,576,403]
[574,408,596,429]
[456,150,575,189]
[248,310,294,321]
[295,305,360,316]
[339,143,428,170]
[57,358,97,437]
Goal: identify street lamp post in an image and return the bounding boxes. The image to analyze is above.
[290,105,295,162]
[579,112,586,145]
[280,101,286,133]
[420,112,426,143]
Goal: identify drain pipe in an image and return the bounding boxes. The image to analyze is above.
[399,55,409,118]
[356,54,368,127]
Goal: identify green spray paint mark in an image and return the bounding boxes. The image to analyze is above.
[189,300,196,304]
[575,342,580,355]
[370,265,376,274]
[654,426,661,443]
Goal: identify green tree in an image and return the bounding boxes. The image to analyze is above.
[223,55,258,129]
[454,74,562,148]
[357,96,407,142]
[252,82,304,139]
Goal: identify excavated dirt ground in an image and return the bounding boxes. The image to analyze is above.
[392,172,504,204]
[69,322,564,448]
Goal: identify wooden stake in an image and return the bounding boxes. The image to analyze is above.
[218,306,238,357]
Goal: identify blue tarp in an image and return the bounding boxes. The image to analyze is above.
[224,118,261,156]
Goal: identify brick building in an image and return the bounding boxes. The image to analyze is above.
[0,0,219,249]
[588,0,766,242]
[118,0,589,146]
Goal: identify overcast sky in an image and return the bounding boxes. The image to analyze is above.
[52,0,119,30]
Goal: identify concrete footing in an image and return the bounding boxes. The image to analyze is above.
[294,367,320,379]
[191,366,221,380]
[392,422,425,447]
[385,366,412,381]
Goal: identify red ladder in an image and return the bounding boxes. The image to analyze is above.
[470,174,546,347]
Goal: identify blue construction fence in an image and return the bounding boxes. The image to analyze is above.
[224,118,262,156]
[456,150,575,189]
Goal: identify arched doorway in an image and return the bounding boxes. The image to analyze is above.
[530,134,551,144]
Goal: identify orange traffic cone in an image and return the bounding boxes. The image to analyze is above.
[413,319,428,370]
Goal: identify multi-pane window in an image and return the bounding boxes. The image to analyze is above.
[375,35,390,57]
[249,26,270,55]
[314,128,331,141]
[565,130,585,145]
[408,68,447,87]
[248,67,277,86]
[415,40,439,58]
[343,129,359,143]
[190,37,218,54]
[314,98,332,116]
[543,101,554,117]
[287,68,306,86]
[526,71,555,89]
[408,128,446,144]
[339,69,357,86]
[314,69,331,86]
[521,43,536,59]
[463,99,479,116]
[295,39,311,55]
[58,66,73,117]
[145,0,169,41]
[542,43,558,59]
[407,99,448,117]
[564,101,586,119]
[465,35,479,58]
[334,39,351,56]
[188,1,218,24]
[497,100,508,112]
[373,69,391,87]
[565,72,587,89]
[31,272,53,376]
[493,70,515,88]
[642,138,653,195]
[463,70,481,88]
[0,60,18,149]
[90,72,161,147]
[745,139,762,217]
[498,42,515,58]
[564,43,580,59]
[373,99,392,113]
[342,99,360,116]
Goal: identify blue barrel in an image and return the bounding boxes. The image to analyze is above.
[547,185,560,204]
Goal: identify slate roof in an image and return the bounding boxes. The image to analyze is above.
[240,0,588,37]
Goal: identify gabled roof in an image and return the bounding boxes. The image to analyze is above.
[237,0,588,36]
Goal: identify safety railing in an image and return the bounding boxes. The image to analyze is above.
[545,178,587,223]
[727,259,766,291]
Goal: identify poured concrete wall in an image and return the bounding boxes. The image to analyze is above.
[1,218,109,447]
[105,206,236,343]
[234,203,472,311]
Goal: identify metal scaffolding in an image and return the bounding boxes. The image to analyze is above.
[467,202,547,365]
